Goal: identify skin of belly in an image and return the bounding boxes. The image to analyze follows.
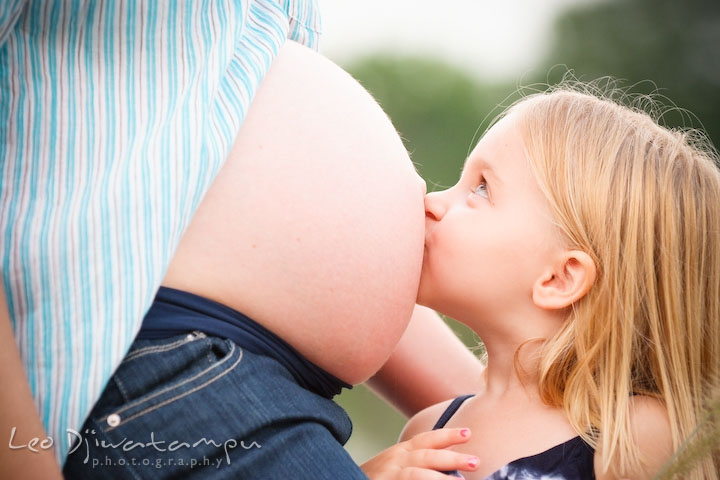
[162,41,427,384]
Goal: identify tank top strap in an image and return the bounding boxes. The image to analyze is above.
[432,394,475,430]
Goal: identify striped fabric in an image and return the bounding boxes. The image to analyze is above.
[0,0,320,463]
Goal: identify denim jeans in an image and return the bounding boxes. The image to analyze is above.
[63,332,368,479]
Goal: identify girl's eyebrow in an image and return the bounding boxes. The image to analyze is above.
[462,156,502,186]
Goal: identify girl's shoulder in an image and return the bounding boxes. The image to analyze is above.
[594,395,673,479]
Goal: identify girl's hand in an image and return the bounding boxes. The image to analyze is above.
[361,427,479,479]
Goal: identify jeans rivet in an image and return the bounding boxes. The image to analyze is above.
[107,413,121,427]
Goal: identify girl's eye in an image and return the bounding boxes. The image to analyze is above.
[472,180,489,199]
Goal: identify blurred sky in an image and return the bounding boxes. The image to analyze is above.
[316,0,603,82]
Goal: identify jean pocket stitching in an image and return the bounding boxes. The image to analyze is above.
[100,342,241,429]
[124,332,205,363]
[105,349,244,431]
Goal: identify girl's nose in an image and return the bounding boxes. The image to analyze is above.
[424,190,447,221]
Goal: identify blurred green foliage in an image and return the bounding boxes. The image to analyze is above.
[347,57,520,191]
[544,0,720,144]
[336,0,720,466]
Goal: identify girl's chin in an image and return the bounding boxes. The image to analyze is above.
[415,281,434,310]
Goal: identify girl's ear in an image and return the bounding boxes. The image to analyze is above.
[532,250,596,310]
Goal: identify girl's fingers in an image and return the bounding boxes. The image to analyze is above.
[406,427,472,450]
[406,448,479,472]
[361,428,477,480]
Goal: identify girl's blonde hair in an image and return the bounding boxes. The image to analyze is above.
[509,86,720,478]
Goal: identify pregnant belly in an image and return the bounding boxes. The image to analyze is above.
[162,41,426,384]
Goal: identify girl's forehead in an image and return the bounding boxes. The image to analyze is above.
[467,114,524,164]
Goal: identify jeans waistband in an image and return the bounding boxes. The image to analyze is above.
[137,286,351,399]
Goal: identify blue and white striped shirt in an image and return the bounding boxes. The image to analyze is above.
[0,0,320,462]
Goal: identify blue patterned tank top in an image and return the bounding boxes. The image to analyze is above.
[433,395,596,479]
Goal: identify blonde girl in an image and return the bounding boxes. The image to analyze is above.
[363,86,720,479]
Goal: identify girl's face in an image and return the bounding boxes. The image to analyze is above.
[418,113,564,325]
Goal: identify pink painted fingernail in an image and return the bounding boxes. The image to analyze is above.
[460,428,471,438]
[467,456,479,469]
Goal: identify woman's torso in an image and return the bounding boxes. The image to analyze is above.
[162,41,427,384]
